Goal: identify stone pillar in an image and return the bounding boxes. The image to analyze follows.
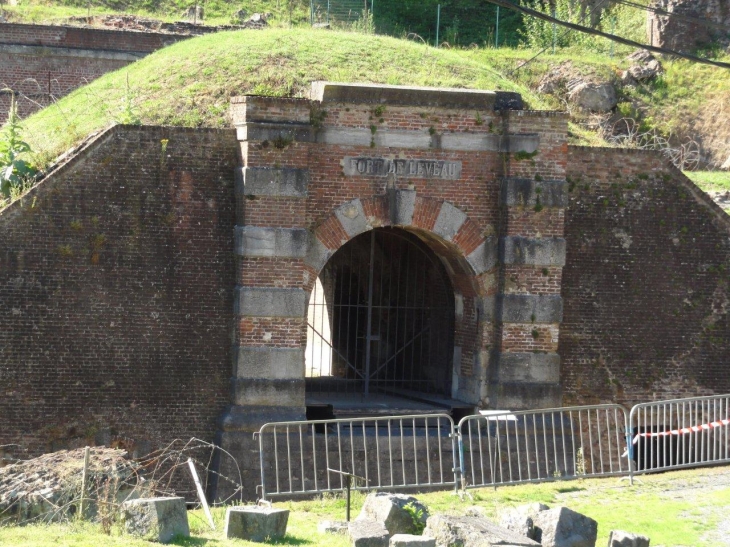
[215,96,313,500]
[489,111,569,409]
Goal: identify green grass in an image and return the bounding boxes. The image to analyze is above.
[685,171,730,193]
[1,0,310,26]
[1,467,729,546]
[17,28,542,166]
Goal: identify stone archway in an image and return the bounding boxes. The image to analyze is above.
[303,194,497,414]
[305,227,456,399]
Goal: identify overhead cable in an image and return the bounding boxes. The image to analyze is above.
[483,0,730,69]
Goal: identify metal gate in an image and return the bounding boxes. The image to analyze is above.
[256,414,458,499]
[458,405,631,489]
[305,228,454,397]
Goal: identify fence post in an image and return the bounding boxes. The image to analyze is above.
[551,2,556,54]
[495,5,500,48]
[435,4,441,47]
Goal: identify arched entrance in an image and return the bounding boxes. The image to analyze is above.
[305,228,455,413]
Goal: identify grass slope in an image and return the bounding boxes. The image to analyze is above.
[1,0,310,26]
[19,28,542,165]
[1,467,729,546]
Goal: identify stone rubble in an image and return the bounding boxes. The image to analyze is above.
[349,518,391,547]
[358,492,429,535]
[122,496,189,544]
[424,513,540,547]
[499,502,550,541]
[607,530,650,547]
[532,507,598,547]
[225,505,290,542]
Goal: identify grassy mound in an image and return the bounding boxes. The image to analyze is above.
[21,28,542,166]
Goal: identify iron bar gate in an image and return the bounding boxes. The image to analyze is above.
[305,228,454,398]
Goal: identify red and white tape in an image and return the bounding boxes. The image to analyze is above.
[631,418,730,445]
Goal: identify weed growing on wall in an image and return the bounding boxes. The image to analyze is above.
[115,74,141,126]
[0,94,36,200]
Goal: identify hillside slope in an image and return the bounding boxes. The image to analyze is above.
[18,28,542,165]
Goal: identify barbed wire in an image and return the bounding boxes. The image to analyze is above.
[0,438,248,529]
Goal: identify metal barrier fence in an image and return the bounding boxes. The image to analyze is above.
[458,405,630,489]
[256,395,730,498]
[629,394,730,475]
[256,414,457,499]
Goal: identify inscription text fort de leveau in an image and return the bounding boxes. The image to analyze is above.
[343,157,462,180]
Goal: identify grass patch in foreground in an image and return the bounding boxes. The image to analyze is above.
[686,171,730,193]
[1,467,729,546]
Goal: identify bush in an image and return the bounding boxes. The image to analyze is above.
[0,95,36,199]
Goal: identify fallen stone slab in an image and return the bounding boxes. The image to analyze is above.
[349,519,390,547]
[359,492,429,535]
[319,519,348,534]
[121,496,189,544]
[499,503,550,540]
[390,533,436,547]
[533,507,597,547]
[607,530,650,547]
[424,514,540,547]
[225,506,289,542]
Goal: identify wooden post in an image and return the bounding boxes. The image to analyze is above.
[187,458,215,530]
[79,446,90,519]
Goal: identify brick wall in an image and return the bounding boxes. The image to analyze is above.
[0,125,238,459]
[562,146,730,407]
[0,23,192,123]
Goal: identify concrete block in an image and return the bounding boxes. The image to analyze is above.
[218,406,306,433]
[505,134,540,154]
[305,234,333,274]
[235,287,307,317]
[501,237,566,266]
[121,497,189,544]
[607,530,650,547]
[441,133,502,152]
[319,520,349,534]
[392,189,416,226]
[500,294,563,324]
[496,353,561,384]
[322,129,432,149]
[533,507,597,547]
[335,199,369,238]
[432,202,467,242]
[319,127,372,147]
[232,378,305,406]
[236,167,309,197]
[390,534,435,547]
[466,237,498,275]
[480,295,498,323]
[311,81,522,110]
[424,514,539,547]
[234,347,304,379]
[348,519,390,547]
[502,179,568,208]
[499,503,549,541]
[237,122,314,143]
[358,492,429,535]
[224,506,289,542]
[489,382,562,411]
[235,227,308,258]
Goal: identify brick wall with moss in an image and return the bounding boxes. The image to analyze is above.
[0,125,238,459]
[561,146,730,407]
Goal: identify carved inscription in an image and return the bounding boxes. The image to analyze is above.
[343,157,462,179]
